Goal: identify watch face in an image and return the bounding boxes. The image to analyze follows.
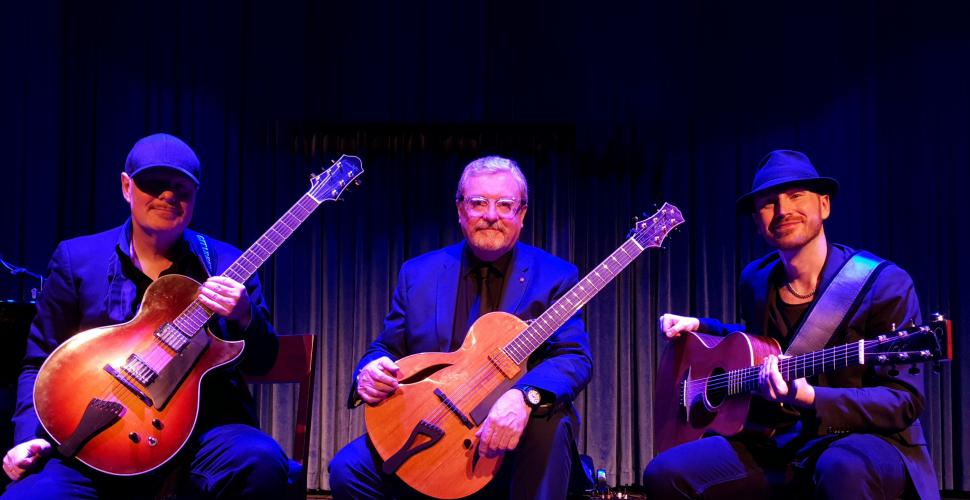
[526,389,541,405]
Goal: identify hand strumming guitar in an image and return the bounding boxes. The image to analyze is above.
[356,356,401,404]
[658,313,700,339]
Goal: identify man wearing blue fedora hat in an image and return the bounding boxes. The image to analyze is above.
[644,150,937,498]
[2,134,290,498]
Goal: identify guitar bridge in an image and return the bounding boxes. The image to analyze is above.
[434,388,474,429]
[104,364,154,407]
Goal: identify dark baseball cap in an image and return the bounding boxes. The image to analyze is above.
[124,133,201,186]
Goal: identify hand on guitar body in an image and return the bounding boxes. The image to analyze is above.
[2,439,51,481]
[474,389,531,458]
[657,313,700,339]
[197,275,252,329]
[356,356,401,404]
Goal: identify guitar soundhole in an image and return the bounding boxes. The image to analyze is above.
[705,367,729,407]
[398,364,451,384]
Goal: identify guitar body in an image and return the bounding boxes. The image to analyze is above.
[654,331,780,453]
[365,311,529,499]
[34,274,244,475]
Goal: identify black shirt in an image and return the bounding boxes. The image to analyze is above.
[117,238,209,317]
[450,245,514,351]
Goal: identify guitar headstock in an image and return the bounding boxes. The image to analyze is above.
[308,155,364,203]
[628,203,685,249]
[867,316,953,366]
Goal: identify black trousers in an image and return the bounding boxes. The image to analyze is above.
[643,433,910,499]
[1,424,289,500]
[329,408,578,500]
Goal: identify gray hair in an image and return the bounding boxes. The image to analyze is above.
[455,156,529,202]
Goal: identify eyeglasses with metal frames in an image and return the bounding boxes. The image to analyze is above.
[458,196,526,218]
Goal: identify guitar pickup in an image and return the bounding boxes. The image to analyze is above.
[155,323,190,352]
[122,354,159,386]
[104,364,154,407]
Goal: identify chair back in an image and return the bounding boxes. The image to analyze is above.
[245,334,316,491]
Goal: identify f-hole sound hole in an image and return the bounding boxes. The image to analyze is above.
[705,367,728,407]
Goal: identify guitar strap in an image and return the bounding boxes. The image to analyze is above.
[784,251,888,356]
[195,233,216,276]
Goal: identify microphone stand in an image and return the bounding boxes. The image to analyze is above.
[0,256,43,300]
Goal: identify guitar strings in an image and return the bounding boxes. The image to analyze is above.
[686,338,888,394]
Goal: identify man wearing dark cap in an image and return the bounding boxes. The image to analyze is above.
[644,150,938,499]
[1,133,289,498]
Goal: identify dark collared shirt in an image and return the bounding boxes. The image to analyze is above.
[117,237,209,317]
[450,245,513,351]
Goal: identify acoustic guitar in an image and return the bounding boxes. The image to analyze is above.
[33,155,363,476]
[653,316,952,453]
[365,203,685,499]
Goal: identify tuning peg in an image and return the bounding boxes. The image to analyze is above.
[632,216,640,222]
[354,180,362,187]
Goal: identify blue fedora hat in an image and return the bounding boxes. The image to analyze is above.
[736,150,838,212]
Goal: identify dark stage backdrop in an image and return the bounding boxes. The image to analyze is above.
[1,0,967,493]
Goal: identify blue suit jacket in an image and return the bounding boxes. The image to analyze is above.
[698,243,937,499]
[350,241,593,408]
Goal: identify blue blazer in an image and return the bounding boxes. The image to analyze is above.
[350,241,593,408]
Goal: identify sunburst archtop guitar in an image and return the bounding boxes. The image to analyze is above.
[33,155,363,476]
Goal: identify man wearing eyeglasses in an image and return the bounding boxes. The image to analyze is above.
[329,156,593,499]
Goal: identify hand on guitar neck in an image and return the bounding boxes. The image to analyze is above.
[658,313,816,408]
[197,276,252,330]
[758,354,816,408]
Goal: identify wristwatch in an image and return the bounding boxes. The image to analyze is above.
[517,386,542,409]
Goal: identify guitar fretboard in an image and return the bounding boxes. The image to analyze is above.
[722,340,867,396]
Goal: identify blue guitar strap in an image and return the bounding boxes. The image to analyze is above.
[784,251,888,356]
[195,233,216,277]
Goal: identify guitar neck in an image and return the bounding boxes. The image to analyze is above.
[731,340,870,395]
[503,237,647,365]
[172,193,324,335]
[225,193,320,284]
